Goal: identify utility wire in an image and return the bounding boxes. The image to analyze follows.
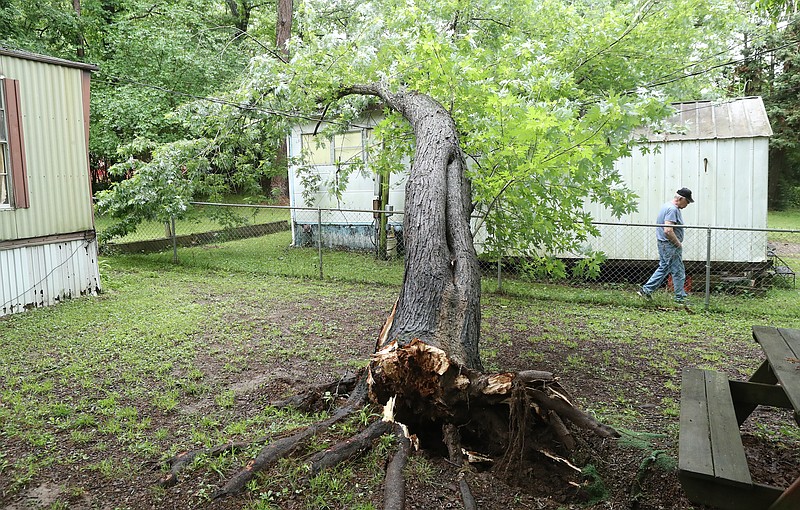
[633,37,800,92]
[93,74,373,130]
[95,33,799,125]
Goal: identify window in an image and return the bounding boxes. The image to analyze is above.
[0,77,28,209]
[332,131,363,165]
[301,130,368,166]
[301,133,332,166]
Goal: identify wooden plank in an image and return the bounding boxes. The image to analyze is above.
[769,475,800,510]
[679,476,782,510]
[679,368,713,477]
[756,327,800,421]
[706,370,752,485]
[779,327,800,358]
[729,380,792,410]
[737,357,778,424]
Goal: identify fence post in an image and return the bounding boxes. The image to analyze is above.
[317,208,323,279]
[171,216,178,264]
[704,228,711,310]
[497,257,503,292]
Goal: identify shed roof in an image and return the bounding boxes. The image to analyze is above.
[643,96,772,142]
[0,47,99,72]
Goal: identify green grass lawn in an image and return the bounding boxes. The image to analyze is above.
[110,230,406,285]
[768,208,800,242]
[2,254,799,509]
[29,185,792,507]
[95,202,290,244]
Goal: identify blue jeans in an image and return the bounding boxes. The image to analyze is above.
[642,241,687,301]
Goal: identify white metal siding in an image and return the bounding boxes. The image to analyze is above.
[582,136,769,262]
[287,126,407,229]
[0,238,100,316]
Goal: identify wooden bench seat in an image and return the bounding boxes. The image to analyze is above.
[678,368,783,509]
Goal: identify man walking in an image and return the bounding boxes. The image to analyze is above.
[638,188,694,304]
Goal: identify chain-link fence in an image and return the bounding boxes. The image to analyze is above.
[97,202,799,308]
[487,223,798,305]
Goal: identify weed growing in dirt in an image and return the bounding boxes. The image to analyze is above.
[581,464,609,505]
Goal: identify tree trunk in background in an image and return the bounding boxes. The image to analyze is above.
[271,0,293,199]
[225,0,251,34]
[73,0,84,59]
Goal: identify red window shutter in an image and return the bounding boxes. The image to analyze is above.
[3,78,29,209]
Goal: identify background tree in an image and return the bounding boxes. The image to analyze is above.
[0,0,282,193]
[727,4,800,209]
[766,18,800,209]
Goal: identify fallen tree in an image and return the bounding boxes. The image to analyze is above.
[157,84,619,506]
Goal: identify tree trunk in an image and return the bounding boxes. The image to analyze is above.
[339,85,481,425]
[373,87,480,367]
[269,0,293,199]
[166,85,618,503]
[73,0,85,59]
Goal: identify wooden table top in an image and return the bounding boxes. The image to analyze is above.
[752,326,800,422]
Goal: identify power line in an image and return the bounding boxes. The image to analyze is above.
[93,32,800,129]
[634,37,800,92]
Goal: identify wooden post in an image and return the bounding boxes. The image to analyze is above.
[317,208,323,279]
[171,216,178,264]
[704,228,711,310]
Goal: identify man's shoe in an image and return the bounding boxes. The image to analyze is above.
[637,290,652,301]
[675,298,695,314]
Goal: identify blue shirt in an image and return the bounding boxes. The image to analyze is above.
[655,202,684,242]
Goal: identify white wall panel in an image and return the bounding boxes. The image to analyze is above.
[0,239,100,316]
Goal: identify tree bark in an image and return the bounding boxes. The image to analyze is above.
[345,85,481,370]
[270,0,293,198]
[73,0,85,59]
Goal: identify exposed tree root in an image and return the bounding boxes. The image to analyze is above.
[157,339,618,505]
[306,418,394,478]
[156,374,369,497]
[443,423,478,510]
[384,423,412,510]
[211,376,370,499]
[269,371,360,412]
[158,440,257,488]
[526,387,618,439]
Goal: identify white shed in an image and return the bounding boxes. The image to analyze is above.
[287,116,407,250]
[583,97,772,264]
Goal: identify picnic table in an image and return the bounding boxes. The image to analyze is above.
[678,326,800,510]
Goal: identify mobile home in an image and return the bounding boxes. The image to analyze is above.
[0,48,101,316]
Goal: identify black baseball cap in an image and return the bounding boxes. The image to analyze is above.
[677,188,694,203]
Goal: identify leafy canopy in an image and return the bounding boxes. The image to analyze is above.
[247,0,737,259]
